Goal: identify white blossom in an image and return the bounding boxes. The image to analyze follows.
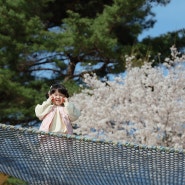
[71,46,185,149]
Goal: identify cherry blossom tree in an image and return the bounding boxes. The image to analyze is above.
[71,46,185,149]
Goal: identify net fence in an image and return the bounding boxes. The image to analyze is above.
[0,123,185,185]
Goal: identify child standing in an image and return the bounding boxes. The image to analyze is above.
[35,83,81,134]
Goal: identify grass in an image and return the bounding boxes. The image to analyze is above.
[1,176,27,185]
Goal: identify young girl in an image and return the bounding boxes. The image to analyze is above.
[35,83,81,134]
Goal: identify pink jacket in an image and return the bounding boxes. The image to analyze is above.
[35,98,81,134]
[39,106,73,134]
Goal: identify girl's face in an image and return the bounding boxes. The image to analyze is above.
[50,90,65,106]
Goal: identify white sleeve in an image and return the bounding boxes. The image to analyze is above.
[64,102,81,122]
[35,98,53,120]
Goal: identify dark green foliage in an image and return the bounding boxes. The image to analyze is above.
[44,0,114,27]
[141,29,185,65]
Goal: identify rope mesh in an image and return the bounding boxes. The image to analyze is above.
[0,123,185,185]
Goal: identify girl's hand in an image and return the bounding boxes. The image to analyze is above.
[49,95,54,102]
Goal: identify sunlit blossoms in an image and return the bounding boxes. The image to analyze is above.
[71,46,185,149]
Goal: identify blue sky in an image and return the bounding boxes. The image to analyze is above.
[139,0,185,40]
